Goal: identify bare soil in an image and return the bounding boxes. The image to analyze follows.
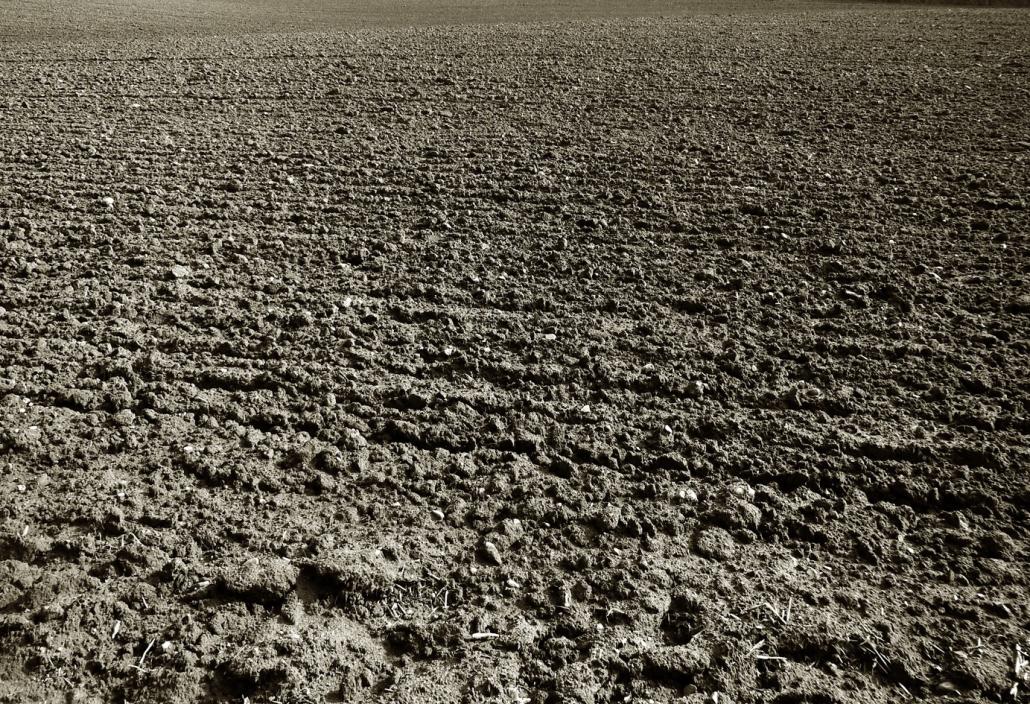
[0,4,1029,703]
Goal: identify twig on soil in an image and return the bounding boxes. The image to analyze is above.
[748,638,787,662]
[861,639,891,671]
[134,638,156,671]
[120,531,143,547]
[469,632,498,640]
[111,620,121,639]
[764,601,787,625]
[603,607,628,624]
[1012,643,1029,697]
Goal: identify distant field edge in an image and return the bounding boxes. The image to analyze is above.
[0,0,1027,47]
[836,0,1030,6]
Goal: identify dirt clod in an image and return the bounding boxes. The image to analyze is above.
[219,558,299,605]
[978,531,1016,560]
[693,528,737,561]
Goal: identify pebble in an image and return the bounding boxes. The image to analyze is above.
[100,196,114,209]
[170,264,192,280]
[729,483,756,502]
[480,540,503,566]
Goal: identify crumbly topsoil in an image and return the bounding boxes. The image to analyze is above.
[0,7,1028,703]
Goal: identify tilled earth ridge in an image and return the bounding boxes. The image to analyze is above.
[1,8,1029,704]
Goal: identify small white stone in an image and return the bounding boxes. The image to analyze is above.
[679,488,698,502]
[170,264,192,279]
[730,483,756,501]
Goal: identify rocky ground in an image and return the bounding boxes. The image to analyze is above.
[0,4,1029,703]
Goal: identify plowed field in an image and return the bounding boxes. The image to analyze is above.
[1,4,1029,703]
